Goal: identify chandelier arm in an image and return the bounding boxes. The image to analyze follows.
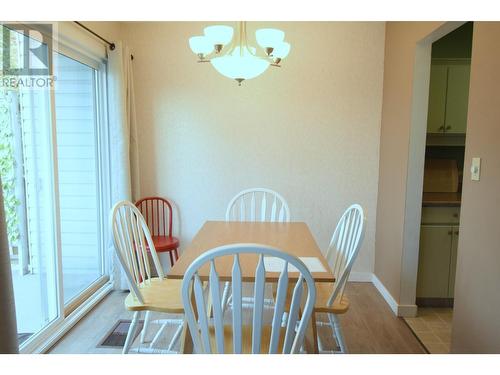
[240,21,245,57]
[199,21,281,63]
[243,21,276,60]
[243,21,258,57]
[224,23,238,56]
[198,21,240,61]
[191,21,285,84]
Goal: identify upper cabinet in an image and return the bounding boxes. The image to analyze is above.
[427,64,448,133]
[427,59,471,135]
[446,63,471,133]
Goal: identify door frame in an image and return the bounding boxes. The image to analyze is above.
[399,21,467,316]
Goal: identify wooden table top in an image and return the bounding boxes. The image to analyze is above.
[168,221,334,282]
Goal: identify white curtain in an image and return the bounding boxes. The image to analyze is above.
[107,41,141,290]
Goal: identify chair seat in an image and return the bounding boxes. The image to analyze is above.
[274,282,350,314]
[151,235,179,252]
[206,325,286,354]
[125,277,184,314]
[314,282,350,314]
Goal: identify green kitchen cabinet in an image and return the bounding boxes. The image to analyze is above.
[446,64,471,133]
[427,59,471,135]
[448,226,459,298]
[427,64,449,133]
[417,207,461,299]
[417,225,453,298]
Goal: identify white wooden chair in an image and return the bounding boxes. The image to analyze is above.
[223,188,290,312]
[181,244,316,354]
[110,200,184,354]
[315,204,365,353]
[225,188,290,223]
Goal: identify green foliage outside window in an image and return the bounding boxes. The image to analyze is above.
[1,25,22,247]
[0,90,21,246]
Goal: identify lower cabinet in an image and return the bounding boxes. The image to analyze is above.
[448,227,459,298]
[417,224,459,299]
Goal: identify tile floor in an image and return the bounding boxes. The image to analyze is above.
[403,307,453,354]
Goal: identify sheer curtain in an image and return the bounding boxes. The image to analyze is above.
[107,42,141,289]
[0,175,18,353]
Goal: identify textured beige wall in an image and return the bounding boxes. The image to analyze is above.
[374,22,444,301]
[121,22,385,275]
[451,22,500,353]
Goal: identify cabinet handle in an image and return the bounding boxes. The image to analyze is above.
[455,231,459,235]
[446,125,452,131]
[448,230,453,235]
[438,125,445,132]
[452,213,459,218]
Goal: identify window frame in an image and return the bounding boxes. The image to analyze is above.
[61,56,112,315]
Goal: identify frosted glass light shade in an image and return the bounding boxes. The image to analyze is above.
[189,36,213,55]
[255,28,285,48]
[273,42,290,58]
[204,25,234,46]
[210,46,270,81]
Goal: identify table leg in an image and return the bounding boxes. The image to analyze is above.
[303,311,319,354]
[298,282,318,354]
[179,319,193,354]
[180,283,198,354]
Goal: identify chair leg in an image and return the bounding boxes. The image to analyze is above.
[123,311,142,354]
[167,321,185,351]
[150,323,168,348]
[148,317,184,351]
[169,251,174,267]
[317,331,325,353]
[329,313,347,353]
[174,248,179,261]
[141,311,151,344]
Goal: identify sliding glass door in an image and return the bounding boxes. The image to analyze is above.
[1,26,60,347]
[55,53,107,307]
[0,24,110,351]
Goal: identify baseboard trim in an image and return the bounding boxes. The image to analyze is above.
[366,273,418,317]
[348,272,374,282]
[397,304,418,317]
[371,274,399,316]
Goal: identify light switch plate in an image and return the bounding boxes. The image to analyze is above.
[471,157,481,181]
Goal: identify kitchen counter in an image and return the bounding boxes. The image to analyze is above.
[422,192,461,207]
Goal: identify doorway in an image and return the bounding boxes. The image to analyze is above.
[401,22,473,354]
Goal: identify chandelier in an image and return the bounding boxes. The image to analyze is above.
[188,22,291,85]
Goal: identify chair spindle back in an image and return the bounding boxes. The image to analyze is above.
[135,196,174,238]
[110,200,165,303]
[325,204,365,307]
[181,244,316,354]
[225,188,290,223]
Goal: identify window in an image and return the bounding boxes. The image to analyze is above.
[55,53,107,305]
[0,24,110,351]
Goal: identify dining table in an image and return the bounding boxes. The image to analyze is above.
[167,220,335,354]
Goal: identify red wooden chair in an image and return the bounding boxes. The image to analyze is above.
[135,196,180,267]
